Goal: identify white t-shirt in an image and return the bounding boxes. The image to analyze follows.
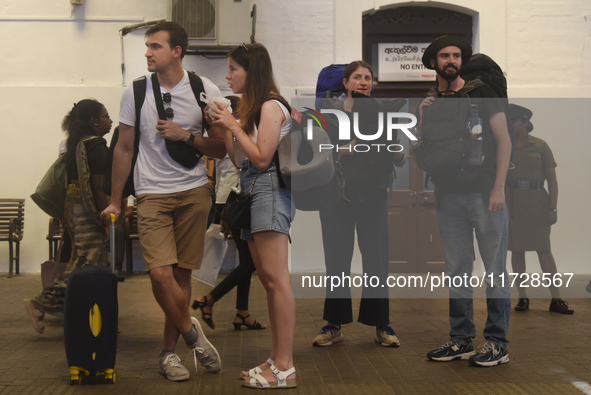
[233,100,291,165]
[215,156,240,204]
[119,70,222,195]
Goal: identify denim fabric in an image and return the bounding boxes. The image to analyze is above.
[240,161,294,241]
[435,190,511,347]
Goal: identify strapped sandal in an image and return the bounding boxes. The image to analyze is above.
[233,313,265,330]
[241,358,274,379]
[191,295,215,329]
[241,364,296,389]
[24,299,45,334]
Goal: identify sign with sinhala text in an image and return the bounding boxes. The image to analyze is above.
[378,43,436,82]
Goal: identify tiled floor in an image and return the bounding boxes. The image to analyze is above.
[2,272,590,394]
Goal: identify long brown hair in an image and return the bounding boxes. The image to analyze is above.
[228,43,286,136]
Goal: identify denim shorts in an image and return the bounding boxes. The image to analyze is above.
[240,161,294,241]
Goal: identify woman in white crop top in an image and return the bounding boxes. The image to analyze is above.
[208,43,296,389]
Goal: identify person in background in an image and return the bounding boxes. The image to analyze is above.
[24,99,113,333]
[193,95,267,331]
[209,43,296,389]
[507,104,573,314]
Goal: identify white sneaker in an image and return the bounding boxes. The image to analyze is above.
[159,353,190,381]
[188,317,222,373]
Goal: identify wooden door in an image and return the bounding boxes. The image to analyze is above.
[384,98,446,274]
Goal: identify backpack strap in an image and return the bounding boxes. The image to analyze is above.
[187,71,210,131]
[254,96,292,128]
[429,78,485,98]
[254,96,292,188]
[459,78,485,95]
[126,76,145,196]
[149,71,209,131]
[133,76,147,134]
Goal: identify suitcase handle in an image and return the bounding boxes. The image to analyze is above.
[109,214,116,273]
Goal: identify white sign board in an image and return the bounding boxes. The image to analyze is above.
[378,43,436,82]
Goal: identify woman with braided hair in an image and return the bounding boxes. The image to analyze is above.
[24,99,113,334]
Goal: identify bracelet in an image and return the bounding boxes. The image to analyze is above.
[233,128,244,138]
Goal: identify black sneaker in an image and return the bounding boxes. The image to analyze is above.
[427,341,474,361]
[469,341,509,367]
[514,298,529,311]
[549,299,574,314]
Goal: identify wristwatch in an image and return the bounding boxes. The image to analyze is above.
[549,208,557,213]
[186,133,195,144]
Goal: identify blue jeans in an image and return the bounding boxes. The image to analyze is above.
[240,161,294,241]
[435,190,511,347]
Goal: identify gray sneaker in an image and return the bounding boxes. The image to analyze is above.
[159,353,190,381]
[468,341,509,367]
[188,317,221,373]
[312,325,344,347]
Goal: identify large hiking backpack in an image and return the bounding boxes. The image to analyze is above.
[414,80,488,189]
[460,53,508,112]
[315,64,347,110]
[460,53,515,150]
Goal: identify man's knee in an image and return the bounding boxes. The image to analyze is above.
[149,265,174,288]
[173,266,193,288]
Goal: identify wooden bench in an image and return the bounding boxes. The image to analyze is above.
[124,198,138,274]
[47,218,63,262]
[0,199,25,278]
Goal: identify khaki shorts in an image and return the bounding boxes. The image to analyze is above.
[137,183,213,271]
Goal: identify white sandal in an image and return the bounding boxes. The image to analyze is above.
[24,299,45,334]
[241,364,296,389]
[241,358,274,379]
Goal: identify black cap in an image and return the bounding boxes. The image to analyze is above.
[422,35,472,70]
[509,103,534,133]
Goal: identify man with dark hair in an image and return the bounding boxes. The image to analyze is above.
[417,36,512,367]
[102,22,225,381]
[145,21,189,59]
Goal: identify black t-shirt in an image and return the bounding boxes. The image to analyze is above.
[321,98,389,201]
[67,137,109,183]
[435,81,505,194]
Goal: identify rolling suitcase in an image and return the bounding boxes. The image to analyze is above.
[64,214,118,385]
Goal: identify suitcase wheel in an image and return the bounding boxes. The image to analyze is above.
[103,368,116,384]
[104,372,116,384]
[70,374,82,385]
[69,366,89,385]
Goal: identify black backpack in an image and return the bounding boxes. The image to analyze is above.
[460,53,515,148]
[337,96,407,192]
[103,72,208,197]
[460,53,517,211]
[414,80,489,189]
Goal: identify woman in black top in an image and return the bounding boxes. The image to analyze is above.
[25,99,113,334]
[313,61,404,348]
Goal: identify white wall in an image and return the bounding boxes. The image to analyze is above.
[1,0,590,275]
